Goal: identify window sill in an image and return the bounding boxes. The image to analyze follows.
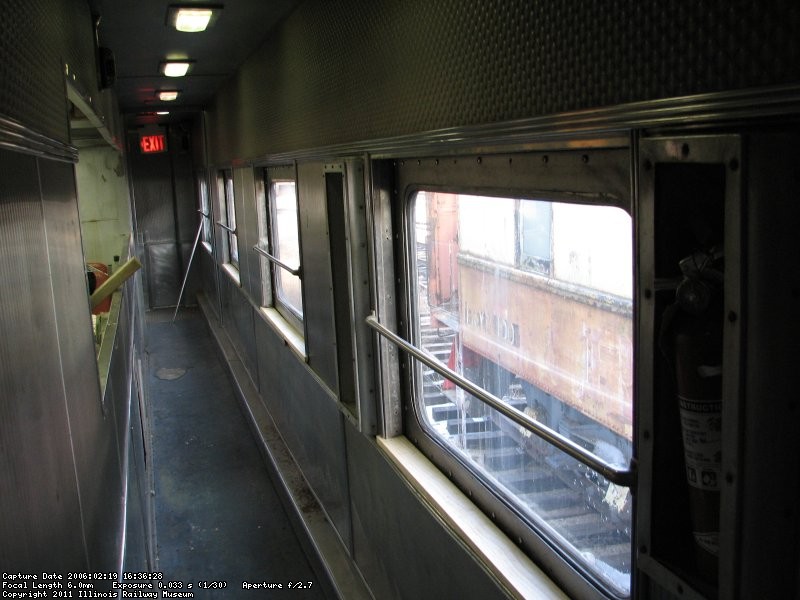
[260,306,306,362]
[97,290,124,402]
[376,435,568,600]
[221,262,240,286]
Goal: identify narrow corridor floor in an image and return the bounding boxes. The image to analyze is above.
[146,308,325,599]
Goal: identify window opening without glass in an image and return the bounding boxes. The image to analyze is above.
[370,190,635,596]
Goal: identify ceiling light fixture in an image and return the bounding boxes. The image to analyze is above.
[158,91,179,102]
[159,60,193,77]
[166,5,223,32]
[156,111,170,115]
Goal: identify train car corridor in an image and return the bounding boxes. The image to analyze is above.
[145,307,326,598]
[3,2,800,599]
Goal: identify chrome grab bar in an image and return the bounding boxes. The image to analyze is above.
[365,313,636,488]
[216,221,236,234]
[253,245,302,277]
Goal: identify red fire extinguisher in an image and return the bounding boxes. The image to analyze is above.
[663,247,724,582]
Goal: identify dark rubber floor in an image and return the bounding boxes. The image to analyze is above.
[146,308,325,598]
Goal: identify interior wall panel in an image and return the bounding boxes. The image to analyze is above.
[0,0,142,577]
[171,126,198,245]
[200,249,220,318]
[345,423,506,600]
[129,136,185,309]
[171,126,201,304]
[737,132,800,598]
[0,149,86,571]
[235,166,261,304]
[207,0,800,162]
[219,273,258,383]
[179,241,201,305]
[39,158,123,572]
[145,243,181,308]
[123,360,152,573]
[297,161,338,393]
[255,316,353,551]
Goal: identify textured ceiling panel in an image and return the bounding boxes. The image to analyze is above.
[206,0,800,162]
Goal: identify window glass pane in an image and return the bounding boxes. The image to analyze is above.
[224,175,238,264]
[271,181,303,318]
[198,176,211,244]
[413,191,633,596]
[519,200,552,275]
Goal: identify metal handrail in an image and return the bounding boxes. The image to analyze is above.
[216,221,236,234]
[253,245,302,277]
[365,314,636,488]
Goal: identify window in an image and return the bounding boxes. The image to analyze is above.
[258,168,303,332]
[519,199,553,275]
[217,169,238,267]
[409,191,633,596]
[197,172,212,250]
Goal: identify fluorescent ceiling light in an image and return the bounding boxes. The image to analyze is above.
[167,5,222,32]
[156,111,170,115]
[176,9,212,32]
[158,91,179,101]
[160,60,192,77]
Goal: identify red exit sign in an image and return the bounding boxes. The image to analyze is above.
[139,133,167,154]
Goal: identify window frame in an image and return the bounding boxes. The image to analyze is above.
[384,150,635,600]
[517,198,554,275]
[197,170,213,253]
[217,168,238,270]
[258,166,304,335]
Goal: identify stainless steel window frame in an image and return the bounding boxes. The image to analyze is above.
[381,147,636,600]
[261,167,304,330]
[217,169,238,268]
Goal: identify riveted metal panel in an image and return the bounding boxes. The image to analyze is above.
[255,316,353,552]
[343,159,376,432]
[207,0,800,162]
[0,149,86,571]
[297,161,338,392]
[637,135,742,599]
[395,148,631,210]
